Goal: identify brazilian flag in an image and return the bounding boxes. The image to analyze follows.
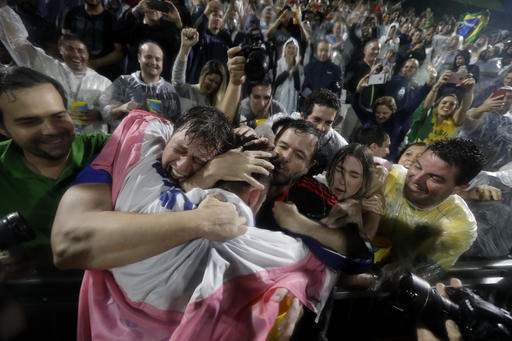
[456,10,490,44]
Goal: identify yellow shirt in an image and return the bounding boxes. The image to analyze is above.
[425,116,457,144]
[375,165,477,269]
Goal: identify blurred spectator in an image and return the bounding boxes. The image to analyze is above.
[120,0,182,79]
[459,87,512,170]
[352,93,405,160]
[62,0,124,80]
[449,49,480,83]
[396,141,427,168]
[172,28,228,113]
[351,125,390,159]
[266,4,310,58]
[0,4,112,133]
[406,70,475,144]
[100,41,181,130]
[379,22,399,61]
[345,39,380,95]
[236,77,287,127]
[303,39,343,97]
[187,0,232,83]
[273,37,303,114]
[326,19,352,71]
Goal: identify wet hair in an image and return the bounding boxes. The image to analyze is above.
[302,88,340,118]
[215,138,278,194]
[373,96,397,113]
[351,125,389,147]
[427,138,485,185]
[326,143,373,200]
[396,141,427,163]
[0,66,67,124]
[272,118,321,161]
[173,105,233,155]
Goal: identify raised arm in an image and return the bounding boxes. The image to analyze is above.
[51,183,247,269]
[466,93,507,121]
[423,71,450,110]
[216,46,245,123]
[172,27,199,85]
[452,77,475,126]
[0,4,61,72]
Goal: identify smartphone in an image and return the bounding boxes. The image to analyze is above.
[491,88,507,99]
[147,0,172,13]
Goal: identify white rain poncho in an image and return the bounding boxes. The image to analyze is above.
[75,110,335,340]
[0,6,112,133]
[274,37,304,114]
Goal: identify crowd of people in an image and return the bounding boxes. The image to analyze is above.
[1,0,512,339]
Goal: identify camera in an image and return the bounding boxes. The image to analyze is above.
[392,273,512,340]
[0,212,34,250]
[238,30,275,83]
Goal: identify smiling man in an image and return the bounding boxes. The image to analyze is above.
[376,138,485,269]
[99,41,181,130]
[0,3,112,133]
[0,67,108,268]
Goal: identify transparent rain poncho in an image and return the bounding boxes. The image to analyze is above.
[458,113,512,259]
[99,71,181,130]
[0,6,112,133]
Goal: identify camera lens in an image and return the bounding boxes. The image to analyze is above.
[0,212,35,250]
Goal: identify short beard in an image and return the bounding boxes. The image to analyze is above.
[272,170,304,187]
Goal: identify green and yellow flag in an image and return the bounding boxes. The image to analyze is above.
[456,10,490,44]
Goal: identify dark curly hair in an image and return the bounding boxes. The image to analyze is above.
[302,88,340,118]
[174,105,233,156]
[427,138,486,185]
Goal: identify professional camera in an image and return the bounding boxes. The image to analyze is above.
[0,212,34,250]
[238,29,275,83]
[392,273,512,341]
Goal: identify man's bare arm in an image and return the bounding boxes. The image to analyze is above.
[51,183,246,270]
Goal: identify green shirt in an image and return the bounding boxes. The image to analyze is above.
[0,133,109,251]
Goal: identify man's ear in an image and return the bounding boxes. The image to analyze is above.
[246,187,264,211]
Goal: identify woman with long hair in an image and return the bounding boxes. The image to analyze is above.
[406,70,475,144]
[172,28,228,113]
[273,144,384,252]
